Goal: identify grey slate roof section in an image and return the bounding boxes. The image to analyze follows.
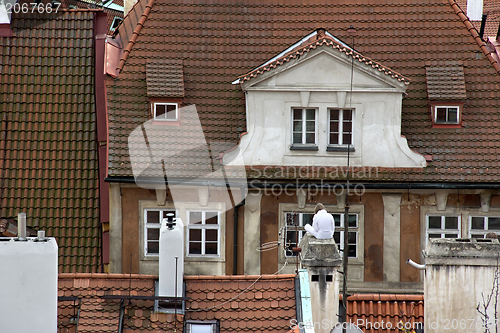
[146,60,184,97]
[426,62,467,100]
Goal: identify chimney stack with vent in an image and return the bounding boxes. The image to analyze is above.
[424,238,500,333]
[299,233,342,333]
[158,213,184,310]
[0,213,58,333]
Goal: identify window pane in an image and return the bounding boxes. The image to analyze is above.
[205,242,218,255]
[334,232,340,244]
[342,134,352,145]
[348,214,357,227]
[436,108,446,122]
[293,120,302,132]
[166,104,177,120]
[147,241,159,254]
[471,217,485,230]
[155,104,166,119]
[206,229,218,242]
[206,212,218,224]
[189,229,202,241]
[348,244,356,257]
[302,213,313,227]
[445,216,458,229]
[191,324,213,333]
[147,211,160,224]
[448,108,458,123]
[305,133,315,144]
[305,109,315,120]
[147,228,159,241]
[286,213,297,226]
[429,233,442,238]
[330,109,339,121]
[330,121,339,133]
[489,217,500,230]
[189,242,202,254]
[445,233,458,238]
[190,211,202,224]
[332,214,341,227]
[343,121,352,133]
[293,109,302,120]
[306,120,315,131]
[330,133,338,145]
[428,216,441,229]
[348,231,356,244]
[293,133,302,144]
[343,110,352,121]
[286,231,297,249]
[471,234,485,239]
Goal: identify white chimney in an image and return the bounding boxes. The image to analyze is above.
[0,235,58,333]
[158,215,184,301]
[468,0,484,21]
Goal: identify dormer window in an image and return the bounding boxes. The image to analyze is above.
[153,102,178,121]
[291,108,318,150]
[434,106,459,124]
[328,108,353,151]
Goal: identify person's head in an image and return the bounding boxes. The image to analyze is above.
[314,203,325,214]
[485,232,498,240]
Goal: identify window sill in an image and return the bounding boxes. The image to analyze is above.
[432,123,462,129]
[327,146,355,152]
[290,144,318,151]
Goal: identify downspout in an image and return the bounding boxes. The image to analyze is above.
[233,199,245,275]
[94,11,110,272]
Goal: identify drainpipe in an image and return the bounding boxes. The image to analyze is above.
[406,259,426,270]
[233,199,245,275]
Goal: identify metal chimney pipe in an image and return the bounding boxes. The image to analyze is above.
[406,259,426,270]
[17,212,27,240]
[37,230,45,241]
[479,14,487,39]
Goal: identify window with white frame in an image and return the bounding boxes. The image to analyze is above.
[144,209,177,256]
[292,108,316,146]
[426,215,461,243]
[469,216,500,238]
[187,210,220,256]
[328,108,353,146]
[184,320,219,333]
[434,106,459,124]
[284,212,358,258]
[153,102,178,121]
[110,17,123,32]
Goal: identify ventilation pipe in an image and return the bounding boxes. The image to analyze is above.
[17,212,26,240]
[406,259,426,270]
[479,14,488,39]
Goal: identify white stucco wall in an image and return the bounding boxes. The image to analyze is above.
[0,238,58,333]
[224,47,426,168]
[425,265,497,332]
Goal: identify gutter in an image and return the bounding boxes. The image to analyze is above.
[105,176,500,190]
[233,199,245,275]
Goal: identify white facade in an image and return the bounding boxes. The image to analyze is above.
[0,237,58,333]
[224,46,426,168]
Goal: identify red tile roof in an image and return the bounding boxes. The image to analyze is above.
[456,0,500,38]
[185,274,296,332]
[345,294,424,333]
[60,0,124,34]
[0,11,102,272]
[107,0,500,183]
[58,273,296,333]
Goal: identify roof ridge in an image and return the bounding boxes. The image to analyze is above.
[449,0,500,74]
[117,0,155,72]
[59,273,159,279]
[239,34,410,85]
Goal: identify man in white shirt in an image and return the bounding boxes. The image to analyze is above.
[304,203,334,239]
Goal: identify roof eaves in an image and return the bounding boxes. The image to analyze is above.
[238,37,410,85]
[117,0,154,72]
[449,0,500,74]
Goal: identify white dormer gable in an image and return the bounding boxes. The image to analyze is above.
[224,29,426,168]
